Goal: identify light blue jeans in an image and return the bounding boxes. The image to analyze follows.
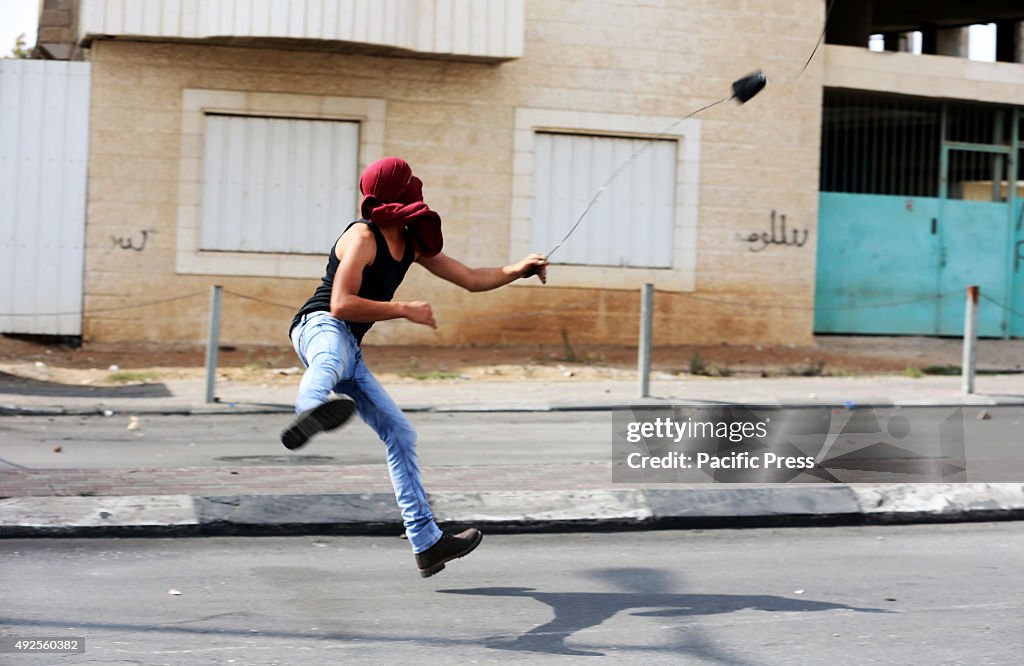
[290,311,444,554]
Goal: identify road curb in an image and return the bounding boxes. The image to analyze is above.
[2,484,1023,538]
[3,398,1023,418]
[851,483,1024,522]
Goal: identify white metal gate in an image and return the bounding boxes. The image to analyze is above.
[0,59,90,336]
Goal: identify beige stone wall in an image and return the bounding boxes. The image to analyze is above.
[83,0,824,347]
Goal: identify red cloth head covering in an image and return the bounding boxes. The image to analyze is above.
[359,157,443,257]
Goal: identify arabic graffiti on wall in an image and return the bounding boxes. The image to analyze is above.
[111,229,150,252]
[739,210,809,252]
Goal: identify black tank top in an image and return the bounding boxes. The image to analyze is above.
[290,220,415,344]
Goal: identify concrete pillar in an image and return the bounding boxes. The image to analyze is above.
[936,27,969,58]
[33,0,79,60]
[826,0,873,48]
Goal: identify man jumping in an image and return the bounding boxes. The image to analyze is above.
[281,157,548,577]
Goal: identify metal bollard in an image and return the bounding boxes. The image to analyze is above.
[961,285,978,395]
[638,283,653,398]
[205,285,223,404]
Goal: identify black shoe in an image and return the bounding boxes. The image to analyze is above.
[280,397,356,450]
[415,528,483,578]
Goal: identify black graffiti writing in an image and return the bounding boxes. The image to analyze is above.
[1015,240,1024,273]
[111,229,149,252]
[741,210,809,252]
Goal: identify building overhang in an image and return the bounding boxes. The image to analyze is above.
[78,0,524,62]
[824,44,1024,107]
[870,0,1024,33]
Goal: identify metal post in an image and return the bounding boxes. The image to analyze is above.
[638,283,653,398]
[1004,107,1019,340]
[962,285,979,394]
[205,285,222,404]
[992,111,1004,203]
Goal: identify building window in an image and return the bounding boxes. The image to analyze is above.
[511,108,700,291]
[820,90,941,197]
[200,114,359,254]
[532,132,676,268]
[820,89,1017,201]
[176,89,384,278]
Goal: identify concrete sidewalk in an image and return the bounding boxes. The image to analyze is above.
[1,374,1023,537]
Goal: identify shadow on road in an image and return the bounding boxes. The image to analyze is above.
[0,567,891,661]
[0,371,172,399]
[439,567,891,659]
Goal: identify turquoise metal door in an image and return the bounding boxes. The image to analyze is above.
[936,199,1010,337]
[816,194,1012,337]
[1013,199,1024,337]
[815,193,942,335]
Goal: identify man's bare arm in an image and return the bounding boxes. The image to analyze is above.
[330,226,436,328]
[417,252,547,292]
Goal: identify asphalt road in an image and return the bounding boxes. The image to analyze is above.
[1,523,1021,665]
[0,411,610,468]
[0,408,1022,480]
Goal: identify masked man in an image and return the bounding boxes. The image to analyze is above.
[282,157,548,577]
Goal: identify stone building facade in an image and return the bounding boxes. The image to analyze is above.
[27,0,1024,346]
